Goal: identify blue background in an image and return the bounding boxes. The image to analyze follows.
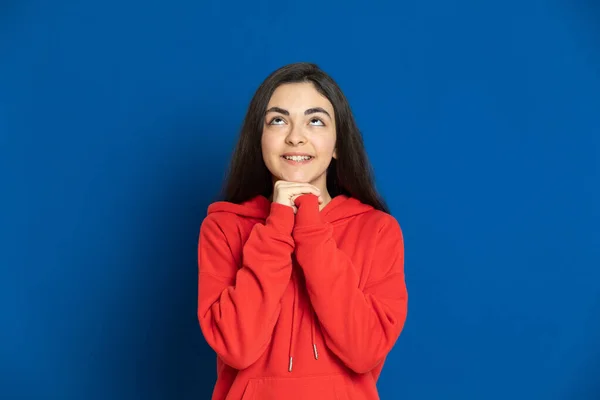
[1,0,598,399]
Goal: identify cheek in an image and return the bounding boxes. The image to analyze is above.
[316,134,337,156]
[260,131,271,151]
[261,132,279,159]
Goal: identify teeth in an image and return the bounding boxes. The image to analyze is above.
[284,155,312,161]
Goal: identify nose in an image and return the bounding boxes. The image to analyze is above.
[285,124,306,146]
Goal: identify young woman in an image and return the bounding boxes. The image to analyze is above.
[197,62,408,400]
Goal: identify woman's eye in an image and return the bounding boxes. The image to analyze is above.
[270,117,285,125]
[310,118,324,126]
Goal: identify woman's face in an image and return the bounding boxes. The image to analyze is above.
[261,82,337,193]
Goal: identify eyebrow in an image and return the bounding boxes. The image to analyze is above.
[265,106,331,119]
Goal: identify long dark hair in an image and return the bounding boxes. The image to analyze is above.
[220,62,389,213]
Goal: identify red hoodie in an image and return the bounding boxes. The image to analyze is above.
[197,193,407,400]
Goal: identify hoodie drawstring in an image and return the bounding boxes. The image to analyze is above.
[311,309,319,360]
[288,272,297,372]
[288,269,319,372]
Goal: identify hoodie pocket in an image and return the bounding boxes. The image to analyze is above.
[240,374,350,400]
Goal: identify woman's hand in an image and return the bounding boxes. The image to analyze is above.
[272,180,323,214]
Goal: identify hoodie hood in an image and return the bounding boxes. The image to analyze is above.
[207,194,374,223]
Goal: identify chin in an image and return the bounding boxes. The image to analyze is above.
[280,174,313,183]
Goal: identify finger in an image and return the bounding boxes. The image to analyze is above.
[286,186,322,197]
[289,191,320,203]
[276,182,321,192]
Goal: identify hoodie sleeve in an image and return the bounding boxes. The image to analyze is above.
[292,195,408,374]
[197,202,295,370]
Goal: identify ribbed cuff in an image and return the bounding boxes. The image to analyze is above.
[266,202,295,235]
[294,194,322,227]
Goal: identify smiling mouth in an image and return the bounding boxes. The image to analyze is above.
[282,155,313,161]
[281,155,314,165]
